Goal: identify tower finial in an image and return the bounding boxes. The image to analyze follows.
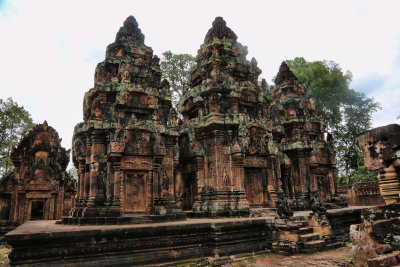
[204,16,237,43]
[115,15,144,44]
[274,61,297,85]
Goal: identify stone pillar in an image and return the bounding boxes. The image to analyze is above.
[83,136,92,204]
[56,186,64,219]
[195,156,205,192]
[174,168,183,201]
[88,130,106,206]
[49,194,55,220]
[165,137,175,197]
[152,161,161,201]
[267,156,278,205]
[298,152,309,194]
[112,162,121,206]
[77,159,86,205]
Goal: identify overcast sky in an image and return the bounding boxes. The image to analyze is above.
[1,0,400,168]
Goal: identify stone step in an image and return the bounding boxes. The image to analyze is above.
[298,227,313,235]
[302,240,325,254]
[366,251,400,267]
[300,233,321,242]
[324,242,345,250]
[249,208,277,217]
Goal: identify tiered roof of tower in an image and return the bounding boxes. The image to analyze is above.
[77,16,175,138]
[270,62,335,166]
[1,121,73,191]
[179,17,273,143]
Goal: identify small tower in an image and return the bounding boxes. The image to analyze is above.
[0,122,76,223]
[270,62,337,209]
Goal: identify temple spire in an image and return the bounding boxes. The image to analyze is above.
[204,16,238,43]
[115,15,145,44]
[274,61,297,85]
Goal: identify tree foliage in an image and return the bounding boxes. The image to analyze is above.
[337,166,378,185]
[286,57,381,184]
[67,167,78,181]
[0,98,35,176]
[335,89,381,182]
[160,50,196,106]
[286,57,353,132]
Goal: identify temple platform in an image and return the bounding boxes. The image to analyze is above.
[5,206,371,266]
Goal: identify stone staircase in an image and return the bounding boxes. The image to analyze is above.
[296,215,345,254]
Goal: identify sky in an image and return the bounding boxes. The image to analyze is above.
[1,0,400,169]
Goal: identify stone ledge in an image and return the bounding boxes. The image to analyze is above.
[5,218,270,266]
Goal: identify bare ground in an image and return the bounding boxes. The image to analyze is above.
[223,245,353,267]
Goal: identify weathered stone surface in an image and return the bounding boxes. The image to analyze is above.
[338,181,385,206]
[6,218,271,266]
[270,62,340,210]
[327,206,365,242]
[348,126,400,266]
[3,14,363,266]
[276,190,293,219]
[178,17,343,216]
[358,124,400,171]
[367,251,400,267]
[358,124,400,204]
[0,121,76,224]
[5,206,366,265]
[67,16,184,223]
[350,205,400,267]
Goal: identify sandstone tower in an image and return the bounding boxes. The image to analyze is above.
[68,16,183,224]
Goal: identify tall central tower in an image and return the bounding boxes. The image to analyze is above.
[179,17,269,216]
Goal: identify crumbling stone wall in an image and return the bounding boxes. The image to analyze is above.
[358,124,400,204]
[0,121,76,223]
[337,181,385,206]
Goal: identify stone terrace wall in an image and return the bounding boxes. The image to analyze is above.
[337,181,385,206]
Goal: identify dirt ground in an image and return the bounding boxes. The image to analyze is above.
[223,246,353,267]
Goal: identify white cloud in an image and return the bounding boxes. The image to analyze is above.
[1,0,400,165]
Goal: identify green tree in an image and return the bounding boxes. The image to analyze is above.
[67,167,78,181]
[337,166,378,185]
[0,98,35,176]
[336,90,380,183]
[160,50,196,106]
[286,57,380,184]
[286,57,353,132]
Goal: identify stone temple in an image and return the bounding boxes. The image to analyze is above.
[5,15,374,266]
[64,16,342,223]
[0,121,76,224]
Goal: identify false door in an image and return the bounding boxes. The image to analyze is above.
[245,169,264,205]
[123,172,147,213]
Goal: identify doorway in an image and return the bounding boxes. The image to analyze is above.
[31,200,44,220]
[245,169,264,206]
[123,172,147,213]
[182,173,197,210]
